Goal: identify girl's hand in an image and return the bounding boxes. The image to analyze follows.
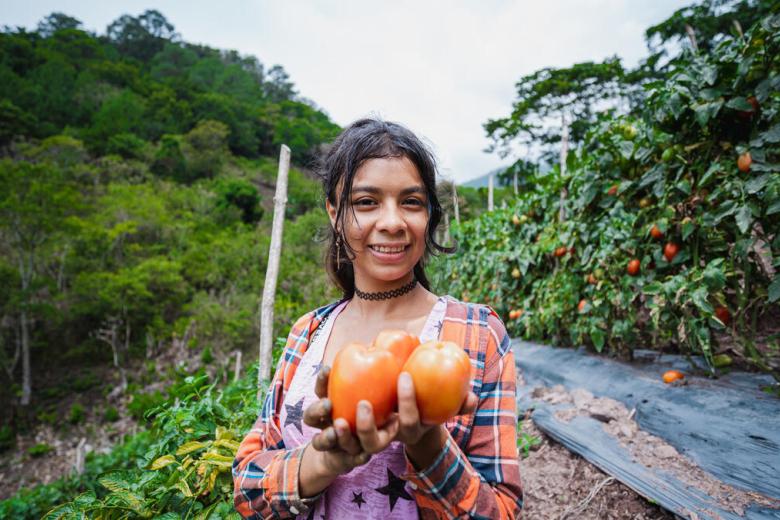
[302,366,371,477]
[354,372,478,454]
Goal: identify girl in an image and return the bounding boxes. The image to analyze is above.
[233,118,523,519]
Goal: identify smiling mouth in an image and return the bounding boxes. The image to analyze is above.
[369,245,410,254]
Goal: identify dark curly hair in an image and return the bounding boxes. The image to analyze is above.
[316,118,456,299]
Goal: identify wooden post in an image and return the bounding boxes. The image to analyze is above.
[513,170,518,196]
[258,145,290,391]
[444,213,450,245]
[685,24,699,52]
[234,350,242,382]
[74,437,87,475]
[452,182,460,225]
[559,112,569,223]
[488,173,494,212]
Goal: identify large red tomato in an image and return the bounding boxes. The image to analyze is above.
[627,259,641,276]
[329,342,400,432]
[373,329,420,369]
[401,340,471,424]
[663,242,680,262]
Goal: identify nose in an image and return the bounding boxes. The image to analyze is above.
[376,201,406,234]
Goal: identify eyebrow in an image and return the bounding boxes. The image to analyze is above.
[351,185,426,196]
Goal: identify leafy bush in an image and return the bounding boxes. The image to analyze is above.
[28,443,54,458]
[38,366,261,518]
[0,425,14,451]
[72,371,100,392]
[103,406,120,423]
[67,403,85,425]
[127,390,166,422]
[433,13,780,377]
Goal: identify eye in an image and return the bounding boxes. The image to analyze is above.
[354,198,376,206]
[404,198,424,206]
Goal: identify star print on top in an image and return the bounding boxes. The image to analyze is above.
[278,296,448,519]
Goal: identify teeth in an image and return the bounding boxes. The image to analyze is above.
[373,246,406,253]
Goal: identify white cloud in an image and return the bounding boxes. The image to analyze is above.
[5,0,690,182]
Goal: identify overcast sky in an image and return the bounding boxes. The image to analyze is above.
[5,0,691,183]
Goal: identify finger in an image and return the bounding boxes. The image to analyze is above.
[303,398,333,428]
[314,366,330,399]
[356,401,394,454]
[311,427,338,451]
[458,391,478,416]
[348,451,372,468]
[333,418,362,455]
[397,372,421,429]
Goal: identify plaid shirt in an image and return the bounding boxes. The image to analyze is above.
[233,296,523,519]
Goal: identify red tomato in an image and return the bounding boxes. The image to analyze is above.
[650,224,664,240]
[554,246,568,257]
[738,152,752,173]
[401,341,471,424]
[373,329,420,369]
[329,342,400,432]
[663,242,680,262]
[627,259,641,276]
[578,299,588,314]
[662,369,685,384]
[714,306,731,326]
[607,184,619,196]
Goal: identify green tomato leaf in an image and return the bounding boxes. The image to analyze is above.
[590,328,605,353]
[725,97,753,111]
[762,123,780,144]
[769,277,780,303]
[692,286,714,314]
[735,205,752,234]
[745,174,771,194]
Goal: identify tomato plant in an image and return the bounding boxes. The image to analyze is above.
[431,13,780,378]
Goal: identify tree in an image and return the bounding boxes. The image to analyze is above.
[0,160,81,405]
[36,12,82,37]
[264,64,296,102]
[106,10,177,62]
[484,57,631,162]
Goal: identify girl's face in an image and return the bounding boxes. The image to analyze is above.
[327,156,430,285]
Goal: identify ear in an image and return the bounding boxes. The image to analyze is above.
[325,199,337,230]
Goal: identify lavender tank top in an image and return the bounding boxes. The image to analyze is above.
[279,296,447,519]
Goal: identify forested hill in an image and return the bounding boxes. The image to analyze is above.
[0,10,342,419]
[0,10,339,162]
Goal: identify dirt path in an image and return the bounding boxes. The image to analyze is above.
[519,418,674,519]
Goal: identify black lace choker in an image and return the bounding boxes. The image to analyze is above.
[354,278,418,301]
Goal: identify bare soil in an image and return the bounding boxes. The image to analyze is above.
[519,417,675,520]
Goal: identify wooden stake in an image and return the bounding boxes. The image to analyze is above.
[559,112,569,223]
[234,350,242,382]
[488,173,494,211]
[685,24,699,52]
[258,145,290,391]
[452,182,460,225]
[513,170,518,196]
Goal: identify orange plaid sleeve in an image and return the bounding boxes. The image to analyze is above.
[232,308,329,519]
[403,304,523,519]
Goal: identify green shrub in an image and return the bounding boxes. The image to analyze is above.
[37,409,58,425]
[201,345,214,364]
[67,403,85,425]
[102,406,120,423]
[127,390,166,421]
[0,425,14,452]
[28,443,54,458]
[72,371,100,392]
